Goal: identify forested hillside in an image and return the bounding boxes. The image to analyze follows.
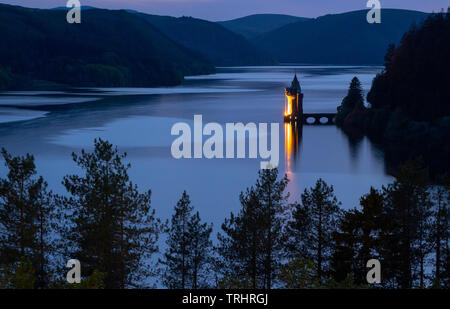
[336,13,450,177]
[140,14,276,66]
[0,4,215,90]
[253,9,428,64]
[218,14,309,39]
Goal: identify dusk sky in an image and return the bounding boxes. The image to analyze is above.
[1,0,448,21]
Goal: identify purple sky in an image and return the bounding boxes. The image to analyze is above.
[2,0,448,21]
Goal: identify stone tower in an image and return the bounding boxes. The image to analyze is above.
[284,74,304,122]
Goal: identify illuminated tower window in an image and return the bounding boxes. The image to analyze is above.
[284,74,303,122]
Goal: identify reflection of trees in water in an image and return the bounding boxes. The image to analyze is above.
[342,126,395,176]
[284,122,302,174]
[344,129,364,162]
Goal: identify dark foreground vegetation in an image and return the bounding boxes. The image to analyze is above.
[0,139,448,289]
[336,13,450,178]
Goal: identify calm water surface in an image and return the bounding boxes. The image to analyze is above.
[0,66,393,229]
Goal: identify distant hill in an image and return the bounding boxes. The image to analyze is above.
[253,9,429,65]
[139,14,276,66]
[218,14,310,39]
[51,6,98,11]
[53,6,139,14]
[0,4,214,89]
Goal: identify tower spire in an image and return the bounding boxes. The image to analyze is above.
[291,73,301,92]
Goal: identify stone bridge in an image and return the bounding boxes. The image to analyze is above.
[302,113,336,125]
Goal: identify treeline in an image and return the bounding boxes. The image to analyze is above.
[0,140,449,289]
[335,13,450,177]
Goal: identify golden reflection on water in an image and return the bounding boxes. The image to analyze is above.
[284,121,302,175]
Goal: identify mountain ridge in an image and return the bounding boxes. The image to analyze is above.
[138,14,277,66]
[252,9,429,65]
[0,4,215,89]
[218,14,310,39]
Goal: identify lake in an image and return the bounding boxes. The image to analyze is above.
[0,66,393,229]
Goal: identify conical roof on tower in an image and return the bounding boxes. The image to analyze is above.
[290,74,301,92]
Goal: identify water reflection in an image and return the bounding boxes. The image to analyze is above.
[284,121,303,175]
[344,130,365,162]
[0,66,392,222]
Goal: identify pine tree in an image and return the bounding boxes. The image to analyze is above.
[217,188,263,289]
[336,77,365,125]
[58,139,162,288]
[381,161,432,288]
[0,258,36,289]
[431,177,450,288]
[0,149,54,288]
[331,209,360,283]
[279,257,317,289]
[286,200,312,262]
[332,188,385,284]
[161,191,192,289]
[218,168,289,289]
[299,178,342,283]
[161,191,212,289]
[415,188,433,288]
[187,211,213,289]
[254,168,289,289]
